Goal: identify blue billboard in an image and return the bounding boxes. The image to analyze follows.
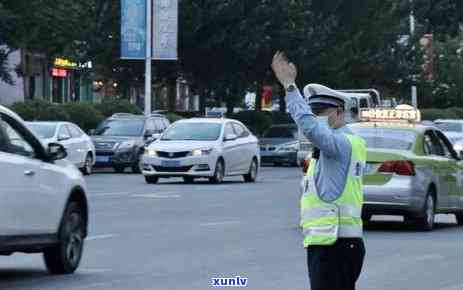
[121,0,146,59]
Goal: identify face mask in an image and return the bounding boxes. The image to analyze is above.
[316,116,330,129]
[317,110,339,129]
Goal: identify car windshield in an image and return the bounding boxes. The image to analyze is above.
[27,123,57,139]
[161,122,222,141]
[263,127,297,138]
[435,122,462,132]
[94,119,144,137]
[350,127,417,150]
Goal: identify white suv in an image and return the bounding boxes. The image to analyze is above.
[0,105,89,274]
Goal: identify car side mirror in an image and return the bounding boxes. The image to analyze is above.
[57,134,71,141]
[144,130,155,139]
[89,129,96,135]
[48,142,67,160]
[224,133,238,142]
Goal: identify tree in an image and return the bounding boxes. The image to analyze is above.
[414,0,462,38]
[179,0,330,112]
[418,31,463,108]
[0,3,14,84]
[178,0,424,110]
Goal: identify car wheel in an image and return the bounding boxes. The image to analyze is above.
[81,153,93,176]
[456,214,463,225]
[132,164,142,174]
[43,202,85,274]
[183,176,195,184]
[145,175,159,184]
[209,159,225,184]
[132,152,143,174]
[243,158,258,183]
[114,166,125,173]
[415,191,435,231]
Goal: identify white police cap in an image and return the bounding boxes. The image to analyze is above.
[303,83,348,109]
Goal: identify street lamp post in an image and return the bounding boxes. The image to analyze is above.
[410,0,418,109]
[144,0,153,116]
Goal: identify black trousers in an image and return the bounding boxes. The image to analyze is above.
[307,238,365,290]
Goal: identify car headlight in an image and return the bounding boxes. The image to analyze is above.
[277,143,299,152]
[190,148,213,156]
[116,141,135,150]
[144,148,158,157]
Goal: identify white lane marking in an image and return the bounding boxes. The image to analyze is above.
[93,191,181,198]
[132,192,181,198]
[413,254,444,262]
[92,192,128,197]
[200,221,241,227]
[438,283,463,290]
[68,281,119,290]
[86,234,117,241]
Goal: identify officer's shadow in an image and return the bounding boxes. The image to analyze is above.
[0,268,100,288]
[0,268,49,284]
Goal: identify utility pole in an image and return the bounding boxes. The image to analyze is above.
[410,0,418,109]
[144,0,152,116]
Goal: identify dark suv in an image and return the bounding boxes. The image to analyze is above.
[91,113,170,173]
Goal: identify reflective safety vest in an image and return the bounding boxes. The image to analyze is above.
[300,134,366,247]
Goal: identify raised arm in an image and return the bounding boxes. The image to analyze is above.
[285,89,350,158]
[271,52,350,158]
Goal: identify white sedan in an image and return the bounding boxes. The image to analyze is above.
[27,121,96,175]
[0,105,88,274]
[142,118,260,184]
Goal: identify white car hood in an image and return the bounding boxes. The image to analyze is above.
[444,132,463,141]
[42,138,56,145]
[148,140,218,152]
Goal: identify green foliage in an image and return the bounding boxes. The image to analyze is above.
[418,31,463,108]
[62,102,104,132]
[10,100,139,131]
[420,108,459,121]
[3,0,463,110]
[172,111,200,119]
[414,0,462,38]
[94,99,142,117]
[165,113,185,123]
[229,111,273,136]
[450,107,463,118]
[267,112,294,125]
[11,100,70,121]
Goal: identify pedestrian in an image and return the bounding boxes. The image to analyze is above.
[271,51,367,290]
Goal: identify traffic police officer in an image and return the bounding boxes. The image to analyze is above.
[272,52,366,290]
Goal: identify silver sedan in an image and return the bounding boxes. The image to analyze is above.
[27,121,96,175]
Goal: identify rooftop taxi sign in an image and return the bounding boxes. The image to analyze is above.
[360,105,421,123]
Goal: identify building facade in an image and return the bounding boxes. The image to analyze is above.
[0,48,95,106]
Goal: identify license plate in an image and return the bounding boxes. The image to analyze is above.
[161,160,181,167]
[96,156,111,163]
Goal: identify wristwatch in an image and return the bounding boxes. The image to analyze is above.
[285,83,297,93]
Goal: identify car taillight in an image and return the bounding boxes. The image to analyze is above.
[302,159,310,173]
[378,160,415,176]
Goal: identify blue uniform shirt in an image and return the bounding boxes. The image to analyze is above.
[286,89,353,202]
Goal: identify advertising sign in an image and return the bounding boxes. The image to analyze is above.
[121,0,147,59]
